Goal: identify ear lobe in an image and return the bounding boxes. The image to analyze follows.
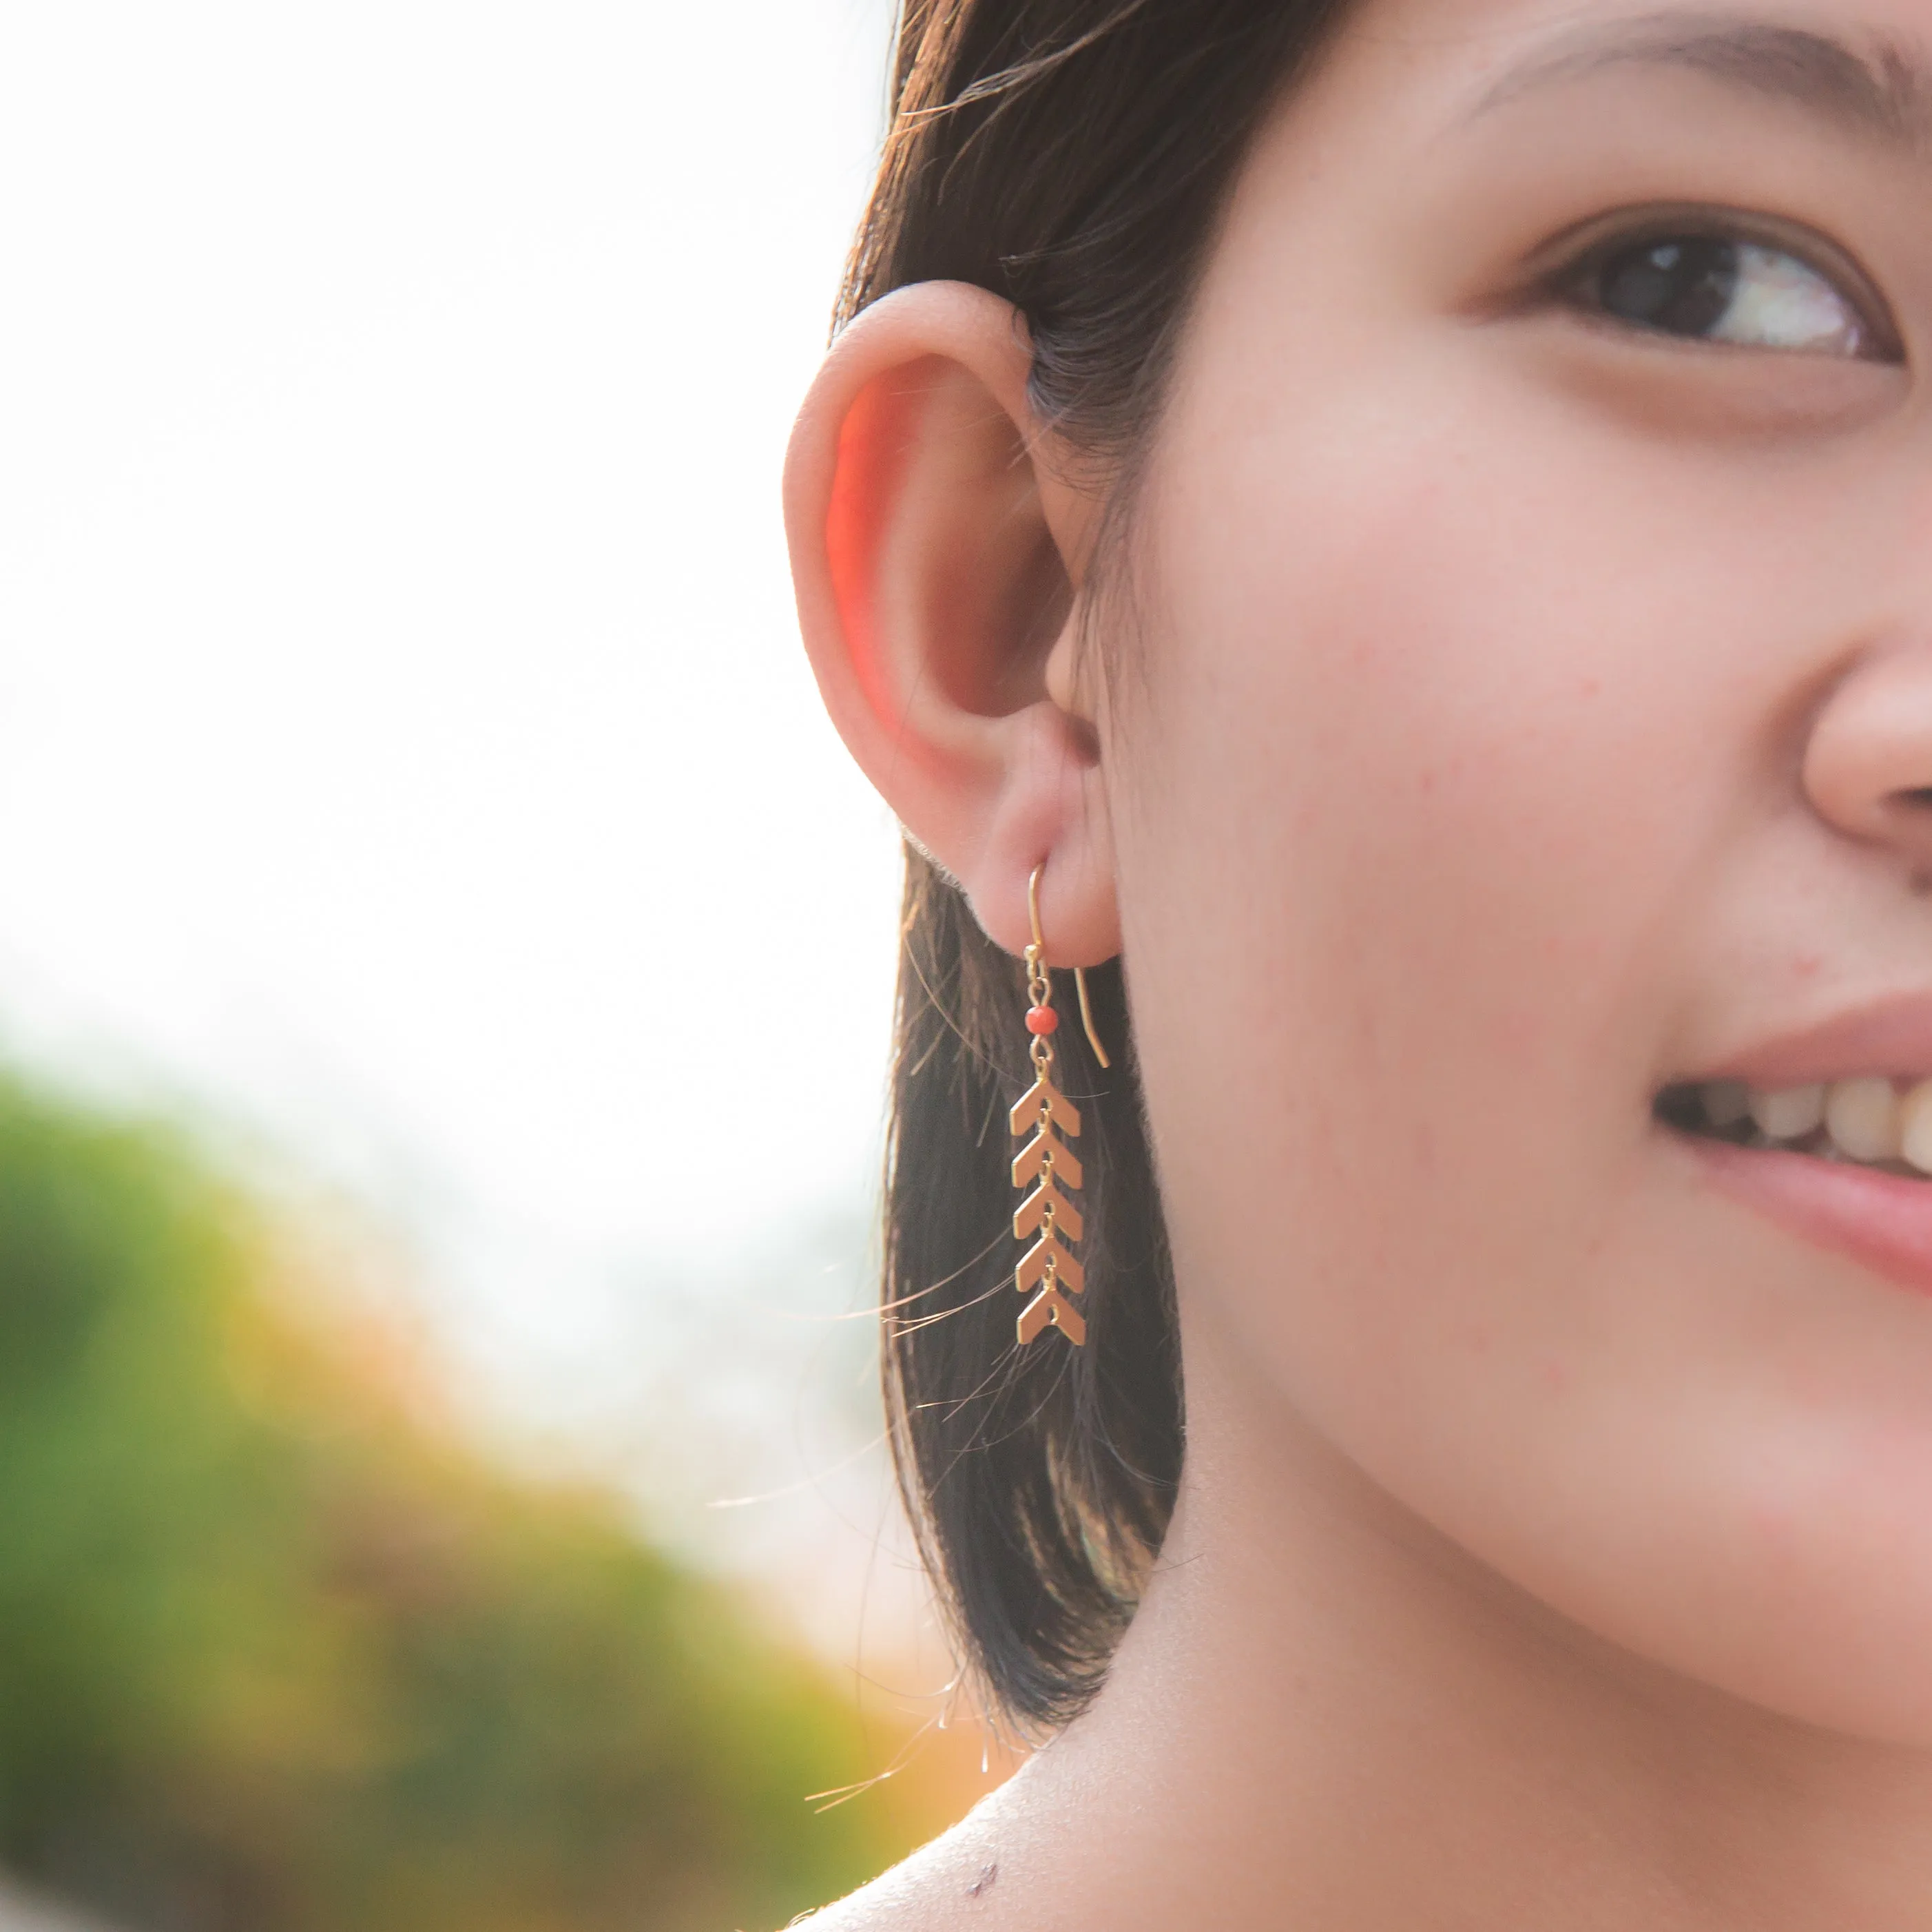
[785,281,1121,966]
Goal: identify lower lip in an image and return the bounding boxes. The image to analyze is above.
[1685,1133,1932,1298]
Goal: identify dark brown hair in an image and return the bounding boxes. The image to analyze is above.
[843,0,1355,1731]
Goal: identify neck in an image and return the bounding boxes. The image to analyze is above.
[878,1311,1932,1931]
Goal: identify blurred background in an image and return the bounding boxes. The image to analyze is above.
[0,3,1008,1928]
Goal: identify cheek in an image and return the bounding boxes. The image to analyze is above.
[1109,338,1932,1730]
[1123,353,1767,1348]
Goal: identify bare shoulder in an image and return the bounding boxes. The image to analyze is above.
[786,1771,1039,1931]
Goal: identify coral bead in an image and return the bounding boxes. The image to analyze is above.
[1026,1006,1059,1035]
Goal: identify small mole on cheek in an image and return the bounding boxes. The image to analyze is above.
[966,1862,999,1900]
[1791,951,1823,980]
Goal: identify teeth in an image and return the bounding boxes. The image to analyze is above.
[1902,1082,1932,1174]
[1690,1073,1932,1174]
[1825,1077,1901,1163]
[1749,1083,1825,1141]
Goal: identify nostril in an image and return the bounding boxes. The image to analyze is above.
[1890,787,1932,813]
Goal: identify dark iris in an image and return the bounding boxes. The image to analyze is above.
[1593,236,1739,337]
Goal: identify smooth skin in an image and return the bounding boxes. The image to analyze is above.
[787,0,1932,1924]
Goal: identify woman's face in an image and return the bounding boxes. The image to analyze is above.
[1121,0,1932,1740]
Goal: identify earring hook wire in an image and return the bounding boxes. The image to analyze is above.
[1026,862,1112,1070]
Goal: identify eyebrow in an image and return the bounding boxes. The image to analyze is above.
[1473,10,1932,146]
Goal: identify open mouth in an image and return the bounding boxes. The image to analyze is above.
[1656,1076,1932,1176]
[1653,1004,1932,1296]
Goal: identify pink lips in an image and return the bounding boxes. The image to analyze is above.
[1694,993,1932,1094]
[1690,1138,1932,1299]
[1682,993,1932,1298]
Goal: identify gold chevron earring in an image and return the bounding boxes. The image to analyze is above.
[1010,863,1110,1348]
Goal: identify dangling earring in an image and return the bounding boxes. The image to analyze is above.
[1010,863,1108,1347]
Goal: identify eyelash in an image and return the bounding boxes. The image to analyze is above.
[1540,207,1904,365]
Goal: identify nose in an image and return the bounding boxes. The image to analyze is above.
[1803,643,1932,875]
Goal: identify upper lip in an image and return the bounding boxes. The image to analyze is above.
[1684,993,1932,1092]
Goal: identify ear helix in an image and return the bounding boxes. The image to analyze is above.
[1009,862,1108,1347]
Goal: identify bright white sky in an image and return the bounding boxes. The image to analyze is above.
[0,2,909,1443]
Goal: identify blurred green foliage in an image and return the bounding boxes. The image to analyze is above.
[0,1068,900,1932]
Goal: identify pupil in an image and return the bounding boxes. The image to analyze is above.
[1597,236,1739,337]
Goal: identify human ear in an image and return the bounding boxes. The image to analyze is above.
[783,281,1119,964]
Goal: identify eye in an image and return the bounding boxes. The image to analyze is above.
[1570,229,1893,361]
